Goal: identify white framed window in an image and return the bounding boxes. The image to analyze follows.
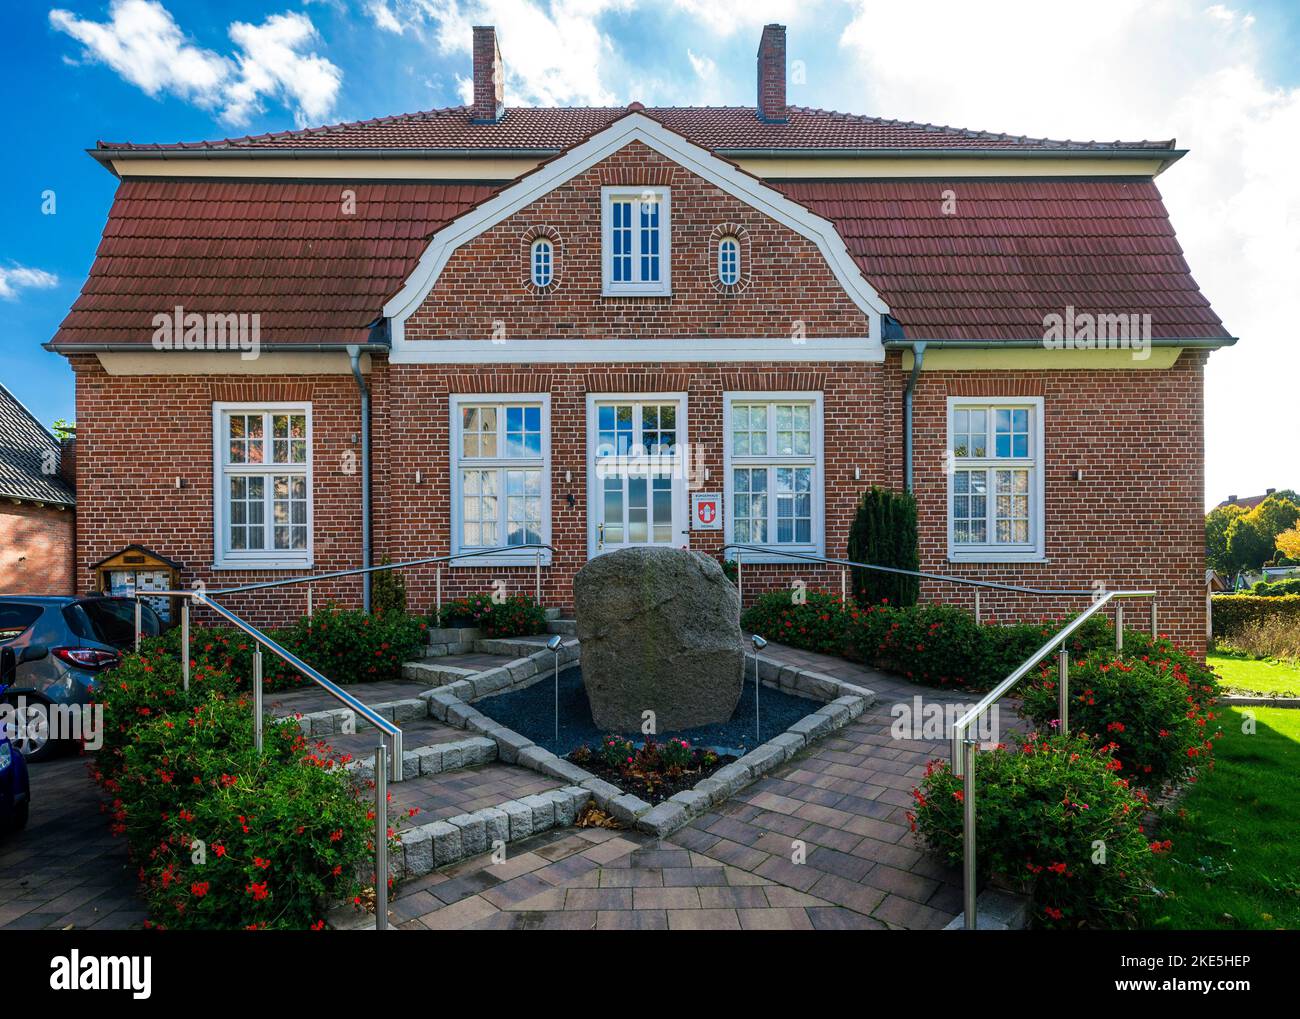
[717,236,740,286]
[723,393,824,561]
[451,395,551,565]
[601,186,671,296]
[212,403,313,569]
[530,238,554,288]
[946,396,1045,562]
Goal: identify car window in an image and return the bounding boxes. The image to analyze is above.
[76,598,155,648]
[0,604,43,644]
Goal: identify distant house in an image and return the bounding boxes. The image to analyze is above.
[1215,488,1295,510]
[0,383,76,595]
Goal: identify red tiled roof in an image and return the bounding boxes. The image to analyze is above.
[97,106,1177,155]
[778,179,1229,340]
[53,180,496,347]
[50,177,1227,349]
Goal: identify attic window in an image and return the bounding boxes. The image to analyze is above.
[602,187,671,296]
[717,236,740,286]
[530,238,554,288]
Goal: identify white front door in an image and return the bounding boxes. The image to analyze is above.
[587,394,688,556]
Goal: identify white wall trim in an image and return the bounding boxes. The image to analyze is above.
[945,395,1046,563]
[448,393,553,567]
[389,335,882,365]
[211,401,314,571]
[383,113,888,351]
[722,391,826,563]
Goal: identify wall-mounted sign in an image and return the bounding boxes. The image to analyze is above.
[691,492,722,531]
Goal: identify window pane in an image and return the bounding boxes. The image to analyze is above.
[611,200,632,283]
[774,467,812,546]
[640,200,660,282]
[505,469,542,546]
[953,469,987,544]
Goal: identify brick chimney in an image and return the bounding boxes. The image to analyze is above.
[471,26,505,124]
[59,435,76,487]
[757,24,788,123]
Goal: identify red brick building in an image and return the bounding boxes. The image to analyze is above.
[0,383,76,595]
[48,25,1231,652]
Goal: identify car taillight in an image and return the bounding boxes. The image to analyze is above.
[54,647,120,669]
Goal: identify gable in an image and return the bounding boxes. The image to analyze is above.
[385,113,887,358]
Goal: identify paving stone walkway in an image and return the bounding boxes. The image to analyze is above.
[0,753,144,929]
[388,641,984,930]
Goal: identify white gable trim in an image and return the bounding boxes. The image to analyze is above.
[383,113,888,354]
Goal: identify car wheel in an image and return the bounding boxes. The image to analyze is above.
[7,700,58,764]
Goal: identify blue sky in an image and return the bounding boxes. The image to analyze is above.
[2,0,1297,504]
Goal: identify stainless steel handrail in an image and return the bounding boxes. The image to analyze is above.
[719,542,1161,929]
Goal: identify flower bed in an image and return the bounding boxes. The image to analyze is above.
[910,732,1155,929]
[432,593,547,637]
[93,647,378,930]
[569,737,731,805]
[740,591,1114,691]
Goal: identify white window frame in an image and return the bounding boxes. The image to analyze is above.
[212,402,314,570]
[601,186,671,296]
[450,394,552,567]
[717,236,740,286]
[946,396,1046,563]
[585,392,689,558]
[723,392,825,563]
[530,237,554,288]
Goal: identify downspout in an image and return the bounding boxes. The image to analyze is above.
[347,346,372,612]
[903,341,927,492]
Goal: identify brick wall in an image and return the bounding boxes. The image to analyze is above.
[0,502,75,595]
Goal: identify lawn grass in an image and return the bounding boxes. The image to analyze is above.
[1141,706,1300,930]
[1207,651,1300,696]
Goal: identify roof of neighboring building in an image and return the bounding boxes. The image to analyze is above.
[94,105,1180,157]
[0,383,75,507]
[1215,490,1296,509]
[48,174,1227,348]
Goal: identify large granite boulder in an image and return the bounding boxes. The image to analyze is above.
[574,547,744,732]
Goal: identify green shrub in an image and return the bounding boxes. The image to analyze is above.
[287,605,427,682]
[1212,594,1300,641]
[94,647,378,930]
[847,487,919,607]
[150,624,302,693]
[1019,642,1222,788]
[740,590,1115,691]
[433,593,546,637]
[909,733,1155,928]
[1250,577,1300,597]
[371,557,408,615]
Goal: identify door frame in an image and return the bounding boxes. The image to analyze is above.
[585,391,690,559]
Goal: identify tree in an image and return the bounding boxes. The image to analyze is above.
[1225,514,1273,578]
[1277,526,1300,563]
[847,487,919,606]
[1205,504,1246,576]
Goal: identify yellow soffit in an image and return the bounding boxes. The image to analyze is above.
[108,153,1166,181]
[900,347,1183,371]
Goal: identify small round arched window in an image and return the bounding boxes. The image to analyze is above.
[717,236,740,286]
[530,238,554,288]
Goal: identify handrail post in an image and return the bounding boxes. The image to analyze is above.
[435,565,442,625]
[374,743,388,931]
[1150,600,1158,640]
[736,549,743,609]
[962,738,977,930]
[307,584,313,617]
[134,597,142,652]
[252,642,264,753]
[391,729,403,784]
[974,589,981,625]
[181,599,190,692]
[1115,603,1124,652]
[1058,647,1069,733]
[840,567,847,605]
[535,547,542,605]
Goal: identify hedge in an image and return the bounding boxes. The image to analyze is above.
[93,645,378,930]
[432,593,547,637]
[1249,578,1300,597]
[740,590,1115,692]
[1211,594,1300,640]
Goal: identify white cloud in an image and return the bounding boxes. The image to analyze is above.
[0,266,58,301]
[838,0,1300,504]
[370,0,630,106]
[50,0,342,127]
[670,0,818,38]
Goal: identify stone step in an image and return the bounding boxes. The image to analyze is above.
[545,619,577,636]
[402,660,482,684]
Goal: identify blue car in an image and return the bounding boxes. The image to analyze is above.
[0,651,33,834]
